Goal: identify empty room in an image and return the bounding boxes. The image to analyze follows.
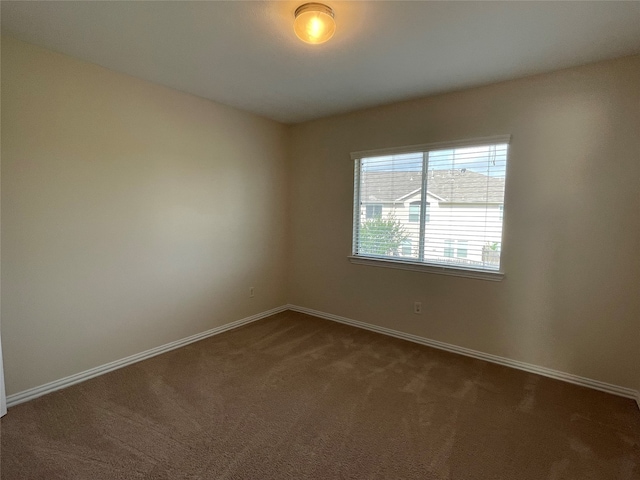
[1,1,639,479]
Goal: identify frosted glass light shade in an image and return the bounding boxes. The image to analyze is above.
[294,3,335,45]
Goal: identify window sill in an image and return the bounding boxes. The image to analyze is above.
[348,255,504,281]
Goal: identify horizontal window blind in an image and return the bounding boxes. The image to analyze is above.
[353,139,508,273]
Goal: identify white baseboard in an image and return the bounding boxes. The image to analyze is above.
[287,304,640,404]
[6,305,289,408]
[8,304,639,412]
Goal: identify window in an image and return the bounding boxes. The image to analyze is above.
[365,204,382,219]
[401,240,412,256]
[456,240,468,258]
[444,239,454,258]
[409,203,420,222]
[409,202,429,223]
[351,136,509,280]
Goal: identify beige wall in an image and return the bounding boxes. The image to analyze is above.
[289,56,640,390]
[2,36,639,399]
[1,37,289,395]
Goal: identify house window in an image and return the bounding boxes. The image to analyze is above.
[444,239,454,257]
[456,240,468,258]
[409,202,430,223]
[401,240,413,256]
[409,203,420,222]
[365,204,382,219]
[351,136,509,280]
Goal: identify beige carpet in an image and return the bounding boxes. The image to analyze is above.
[2,310,639,479]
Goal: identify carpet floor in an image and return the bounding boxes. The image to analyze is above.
[2,310,639,479]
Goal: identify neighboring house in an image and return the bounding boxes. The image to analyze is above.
[359,169,504,268]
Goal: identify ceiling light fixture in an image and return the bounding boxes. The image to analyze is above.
[294,3,336,45]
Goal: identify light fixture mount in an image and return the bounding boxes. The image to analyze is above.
[294,3,336,45]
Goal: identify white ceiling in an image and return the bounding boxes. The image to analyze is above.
[2,1,640,124]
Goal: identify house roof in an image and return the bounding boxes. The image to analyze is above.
[360,170,505,203]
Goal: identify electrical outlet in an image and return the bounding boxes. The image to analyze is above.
[414,302,422,314]
[249,287,255,298]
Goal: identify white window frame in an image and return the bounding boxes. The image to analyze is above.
[349,135,510,281]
